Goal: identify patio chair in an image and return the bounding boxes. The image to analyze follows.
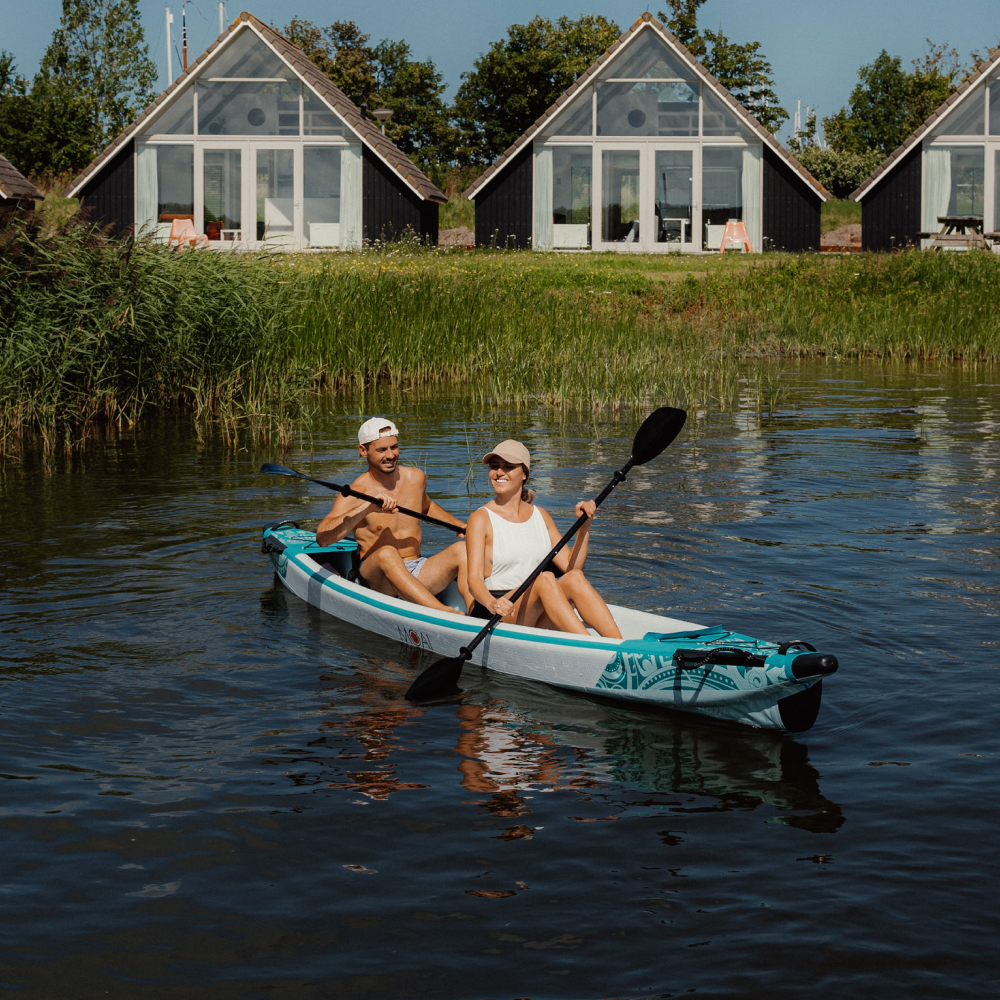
[167,217,209,249]
[719,220,753,254]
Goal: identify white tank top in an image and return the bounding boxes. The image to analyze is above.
[484,506,552,591]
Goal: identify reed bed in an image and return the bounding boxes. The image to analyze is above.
[3,220,999,455]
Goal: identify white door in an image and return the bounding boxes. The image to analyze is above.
[198,144,245,246]
[595,145,701,252]
[252,143,300,249]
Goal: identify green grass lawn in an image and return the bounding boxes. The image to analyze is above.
[821,198,861,233]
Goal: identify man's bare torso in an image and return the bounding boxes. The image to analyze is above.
[352,465,427,560]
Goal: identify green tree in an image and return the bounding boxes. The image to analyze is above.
[701,28,788,132]
[370,39,455,168]
[282,18,376,108]
[453,14,620,164]
[41,0,156,153]
[823,48,956,156]
[659,1,788,132]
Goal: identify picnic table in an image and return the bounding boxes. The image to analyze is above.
[915,216,989,250]
[937,215,983,235]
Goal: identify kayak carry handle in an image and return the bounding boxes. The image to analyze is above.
[790,652,838,679]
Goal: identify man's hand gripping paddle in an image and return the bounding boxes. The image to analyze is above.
[404,406,687,702]
[259,463,466,533]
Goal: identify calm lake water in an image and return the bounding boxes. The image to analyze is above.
[2,360,998,998]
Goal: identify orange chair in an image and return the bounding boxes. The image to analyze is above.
[719,220,753,254]
[167,217,209,249]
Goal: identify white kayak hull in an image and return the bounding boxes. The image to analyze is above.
[262,524,837,732]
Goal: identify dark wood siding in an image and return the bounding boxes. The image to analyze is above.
[362,145,438,244]
[762,146,822,251]
[860,145,922,251]
[78,141,134,237]
[474,145,532,248]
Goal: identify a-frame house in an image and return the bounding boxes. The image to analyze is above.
[851,48,1000,250]
[465,12,828,253]
[66,11,445,250]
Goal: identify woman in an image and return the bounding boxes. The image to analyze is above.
[465,440,623,639]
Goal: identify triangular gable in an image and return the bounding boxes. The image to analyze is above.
[0,153,43,201]
[852,47,1000,202]
[67,11,445,204]
[465,12,828,202]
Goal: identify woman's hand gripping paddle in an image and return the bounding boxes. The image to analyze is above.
[259,463,466,534]
[404,406,687,702]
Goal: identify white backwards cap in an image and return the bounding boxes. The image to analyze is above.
[358,417,399,446]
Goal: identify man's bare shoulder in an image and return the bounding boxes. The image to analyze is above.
[395,464,426,485]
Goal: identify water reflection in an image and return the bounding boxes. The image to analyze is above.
[297,649,844,836]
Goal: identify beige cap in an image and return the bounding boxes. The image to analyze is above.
[358,417,399,446]
[482,439,531,471]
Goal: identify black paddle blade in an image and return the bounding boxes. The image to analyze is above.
[631,406,687,466]
[260,463,298,477]
[405,652,468,702]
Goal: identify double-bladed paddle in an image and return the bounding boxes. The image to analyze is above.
[404,405,688,703]
[259,463,466,533]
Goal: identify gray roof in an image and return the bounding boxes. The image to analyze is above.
[67,11,445,204]
[851,46,1000,202]
[465,12,829,203]
[0,153,43,201]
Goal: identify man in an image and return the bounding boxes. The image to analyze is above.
[316,417,471,614]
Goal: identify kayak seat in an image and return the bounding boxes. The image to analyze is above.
[305,540,361,580]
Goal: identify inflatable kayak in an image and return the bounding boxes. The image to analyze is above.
[261,521,838,732]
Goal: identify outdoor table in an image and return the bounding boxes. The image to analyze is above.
[937,215,984,235]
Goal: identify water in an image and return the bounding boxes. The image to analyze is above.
[1,361,998,998]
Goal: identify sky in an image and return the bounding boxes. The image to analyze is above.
[1,0,998,142]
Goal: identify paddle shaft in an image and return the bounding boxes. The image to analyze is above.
[456,457,636,662]
[261,465,465,533]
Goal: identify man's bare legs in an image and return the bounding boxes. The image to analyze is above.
[416,541,472,612]
[361,544,466,614]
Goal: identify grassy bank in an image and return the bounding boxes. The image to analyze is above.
[3,220,1000,454]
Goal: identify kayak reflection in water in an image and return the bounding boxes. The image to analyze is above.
[465,440,623,638]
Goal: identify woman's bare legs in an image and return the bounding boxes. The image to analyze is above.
[502,570,622,639]
[503,572,589,635]
[556,568,623,639]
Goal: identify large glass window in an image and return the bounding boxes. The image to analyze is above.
[136,144,194,237]
[995,150,1000,232]
[304,146,341,247]
[256,149,294,243]
[597,82,698,137]
[602,150,640,243]
[922,146,985,232]
[552,147,591,248]
[702,147,743,249]
[549,88,593,136]
[198,81,299,136]
[303,90,345,136]
[602,31,690,79]
[990,81,1000,135]
[146,90,194,135]
[655,150,692,245]
[157,145,194,219]
[204,149,242,239]
[702,89,755,139]
[935,85,985,136]
[208,29,287,78]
